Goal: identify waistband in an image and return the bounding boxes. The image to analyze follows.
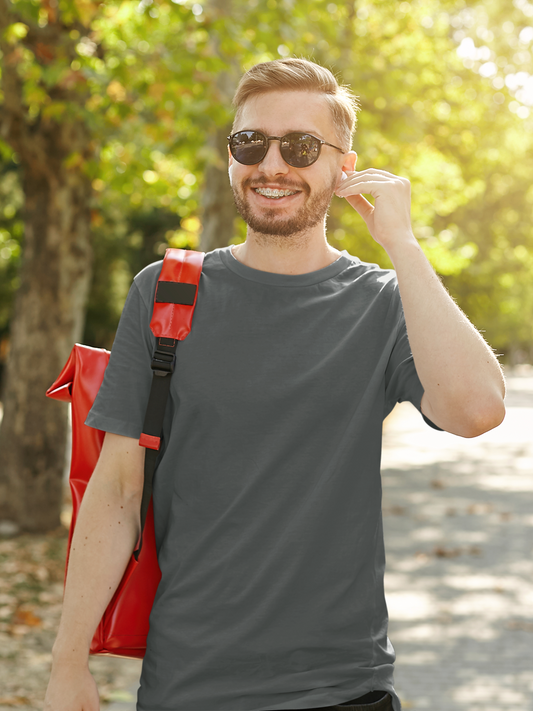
[264,690,391,711]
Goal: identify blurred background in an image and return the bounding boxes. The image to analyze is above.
[1,0,533,531]
[0,0,532,707]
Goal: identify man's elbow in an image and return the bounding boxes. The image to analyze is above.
[458,397,506,438]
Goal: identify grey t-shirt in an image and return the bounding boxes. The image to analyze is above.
[87,246,429,711]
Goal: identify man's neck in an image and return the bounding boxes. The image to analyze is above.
[231,232,341,275]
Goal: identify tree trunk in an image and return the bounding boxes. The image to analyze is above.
[0,146,93,531]
[0,0,95,530]
[199,0,240,253]
[199,124,239,252]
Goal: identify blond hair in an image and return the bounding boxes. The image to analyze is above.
[232,58,360,152]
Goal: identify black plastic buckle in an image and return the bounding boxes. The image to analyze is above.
[151,350,176,376]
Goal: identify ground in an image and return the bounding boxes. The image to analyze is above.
[382,367,533,710]
[0,366,531,710]
[0,529,142,709]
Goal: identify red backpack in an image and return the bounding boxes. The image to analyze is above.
[46,248,204,658]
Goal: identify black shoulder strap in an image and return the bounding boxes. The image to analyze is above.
[134,249,203,560]
[134,337,178,560]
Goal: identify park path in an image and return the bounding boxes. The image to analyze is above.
[105,367,533,711]
[382,367,533,710]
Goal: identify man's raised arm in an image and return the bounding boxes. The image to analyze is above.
[336,168,506,437]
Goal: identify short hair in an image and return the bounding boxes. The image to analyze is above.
[232,58,360,152]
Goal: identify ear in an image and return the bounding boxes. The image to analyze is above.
[228,147,234,186]
[342,150,357,172]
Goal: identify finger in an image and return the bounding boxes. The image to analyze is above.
[338,174,398,187]
[336,175,395,191]
[344,193,375,220]
[346,168,405,180]
[335,179,391,196]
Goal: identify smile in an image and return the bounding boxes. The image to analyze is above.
[254,188,297,199]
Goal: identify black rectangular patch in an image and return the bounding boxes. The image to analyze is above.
[156,281,197,305]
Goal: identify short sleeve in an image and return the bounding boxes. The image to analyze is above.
[85,279,156,438]
[384,302,442,431]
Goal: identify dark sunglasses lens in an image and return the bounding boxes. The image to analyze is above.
[281,133,320,167]
[231,131,267,165]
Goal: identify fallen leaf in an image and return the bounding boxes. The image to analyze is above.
[12,608,42,627]
[0,697,31,706]
[433,546,462,558]
[383,505,405,515]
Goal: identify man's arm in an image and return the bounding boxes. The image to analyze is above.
[336,169,506,437]
[384,237,505,436]
[44,432,145,711]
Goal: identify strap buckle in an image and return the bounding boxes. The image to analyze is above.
[151,349,175,376]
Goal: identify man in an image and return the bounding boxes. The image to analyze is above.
[45,58,505,711]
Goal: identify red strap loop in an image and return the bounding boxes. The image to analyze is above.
[149,249,204,340]
[139,433,161,451]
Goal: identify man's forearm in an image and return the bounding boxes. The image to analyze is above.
[387,235,505,437]
[52,450,143,662]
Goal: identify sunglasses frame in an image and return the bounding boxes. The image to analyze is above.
[227,130,345,168]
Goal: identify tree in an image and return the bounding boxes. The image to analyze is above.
[0,0,95,531]
[0,0,241,531]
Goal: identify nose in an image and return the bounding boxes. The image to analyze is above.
[257,139,289,177]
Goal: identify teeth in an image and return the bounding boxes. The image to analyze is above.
[255,188,296,198]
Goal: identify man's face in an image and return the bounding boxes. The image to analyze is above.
[228,91,351,239]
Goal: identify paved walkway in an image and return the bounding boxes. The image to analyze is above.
[382,368,533,710]
[105,368,533,711]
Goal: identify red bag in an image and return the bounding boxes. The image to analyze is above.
[46,248,204,658]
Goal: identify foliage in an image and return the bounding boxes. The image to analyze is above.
[0,0,532,357]
[0,160,23,383]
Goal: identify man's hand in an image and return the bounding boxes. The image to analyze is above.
[335,169,414,252]
[44,660,99,711]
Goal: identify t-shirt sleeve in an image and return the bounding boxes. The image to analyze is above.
[85,275,157,439]
[384,295,442,431]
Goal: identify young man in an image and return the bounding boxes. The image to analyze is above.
[45,59,505,711]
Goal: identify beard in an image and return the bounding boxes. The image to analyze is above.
[231,175,337,245]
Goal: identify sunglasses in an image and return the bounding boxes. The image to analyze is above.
[227,130,344,168]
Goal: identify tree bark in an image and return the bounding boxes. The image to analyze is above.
[199,124,238,252]
[199,0,240,253]
[0,134,93,531]
[0,1,94,531]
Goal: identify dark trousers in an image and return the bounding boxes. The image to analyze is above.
[264,691,393,711]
